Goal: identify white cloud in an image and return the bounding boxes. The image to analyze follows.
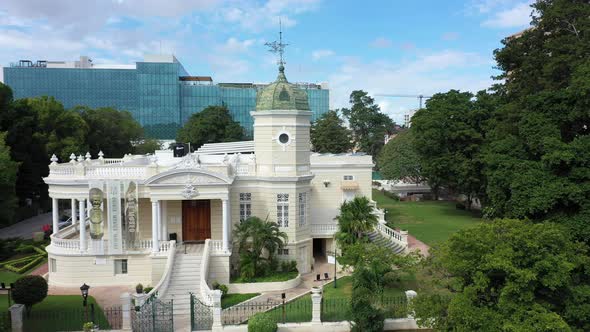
[369,37,392,48]
[218,37,256,53]
[482,2,533,28]
[327,50,494,124]
[311,49,334,60]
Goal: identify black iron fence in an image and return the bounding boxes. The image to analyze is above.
[22,305,121,332]
[320,295,407,322]
[222,295,312,325]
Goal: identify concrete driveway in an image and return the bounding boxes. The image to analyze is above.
[0,212,51,239]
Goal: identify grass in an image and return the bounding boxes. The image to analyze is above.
[0,295,111,331]
[373,189,482,246]
[231,271,298,283]
[221,293,260,309]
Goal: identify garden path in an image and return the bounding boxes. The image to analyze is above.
[30,262,48,276]
[407,234,430,257]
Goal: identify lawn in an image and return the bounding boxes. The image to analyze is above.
[221,293,260,309]
[373,189,482,246]
[0,295,111,331]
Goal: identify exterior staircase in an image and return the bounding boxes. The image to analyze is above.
[367,230,406,254]
[162,244,204,316]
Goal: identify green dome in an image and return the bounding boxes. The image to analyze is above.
[256,65,310,111]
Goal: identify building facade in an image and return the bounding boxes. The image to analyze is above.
[42,65,405,317]
[3,55,329,139]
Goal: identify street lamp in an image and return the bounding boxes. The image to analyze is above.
[80,283,90,322]
[80,283,90,306]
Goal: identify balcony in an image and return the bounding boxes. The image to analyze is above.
[311,223,338,237]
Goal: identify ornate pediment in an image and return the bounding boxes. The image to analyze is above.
[153,173,224,185]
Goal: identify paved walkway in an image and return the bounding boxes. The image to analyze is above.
[48,284,133,308]
[407,234,430,257]
[30,262,48,276]
[0,212,51,239]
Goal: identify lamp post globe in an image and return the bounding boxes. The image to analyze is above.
[80,283,90,306]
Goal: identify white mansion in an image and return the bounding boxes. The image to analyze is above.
[44,65,407,313]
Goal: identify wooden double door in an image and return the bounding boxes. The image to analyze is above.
[182,200,211,242]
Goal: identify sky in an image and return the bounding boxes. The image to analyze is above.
[0,0,535,124]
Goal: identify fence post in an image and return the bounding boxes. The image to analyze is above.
[405,290,417,319]
[311,286,322,324]
[9,304,24,332]
[211,290,223,331]
[120,292,131,330]
[131,292,147,308]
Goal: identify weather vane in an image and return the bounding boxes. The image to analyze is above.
[265,18,289,67]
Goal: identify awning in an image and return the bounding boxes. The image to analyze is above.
[341,180,359,191]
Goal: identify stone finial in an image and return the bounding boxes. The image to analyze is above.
[98,150,104,160]
[69,153,76,164]
[50,154,58,165]
[77,154,84,162]
[85,152,91,160]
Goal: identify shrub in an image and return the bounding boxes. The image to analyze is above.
[135,283,143,294]
[143,286,154,294]
[287,260,298,272]
[248,313,277,332]
[351,288,384,332]
[239,253,256,281]
[212,281,229,298]
[455,202,466,210]
[12,275,48,314]
[383,271,400,288]
[381,189,400,201]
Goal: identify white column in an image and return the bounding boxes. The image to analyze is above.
[222,199,229,252]
[120,292,131,330]
[71,199,77,226]
[52,198,59,235]
[311,287,322,324]
[79,199,87,252]
[151,200,159,253]
[161,201,168,241]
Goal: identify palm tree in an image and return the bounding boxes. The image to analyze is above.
[335,196,378,244]
[233,216,288,278]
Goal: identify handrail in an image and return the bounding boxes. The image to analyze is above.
[375,222,408,247]
[200,239,214,305]
[146,240,177,299]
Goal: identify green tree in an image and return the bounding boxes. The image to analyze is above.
[483,0,590,241]
[341,91,395,160]
[77,106,143,158]
[0,98,50,211]
[0,132,19,226]
[132,139,162,155]
[411,90,491,206]
[0,82,13,112]
[413,219,590,331]
[176,106,244,151]
[378,130,423,183]
[27,97,88,161]
[310,110,353,153]
[335,196,378,247]
[233,216,288,279]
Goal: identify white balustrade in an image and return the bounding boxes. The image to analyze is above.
[146,241,176,299]
[311,223,339,236]
[236,164,250,176]
[49,165,75,176]
[85,166,147,179]
[103,158,124,165]
[209,240,225,255]
[376,222,407,247]
[200,239,214,305]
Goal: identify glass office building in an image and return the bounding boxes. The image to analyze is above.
[3,55,329,139]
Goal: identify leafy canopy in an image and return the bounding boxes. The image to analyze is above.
[413,219,590,331]
[0,132,19,227]
[176,106,245,151]
[378,130,423,183]
[335,196,378,247]
[310,110,353,153]
[341,91,395,161]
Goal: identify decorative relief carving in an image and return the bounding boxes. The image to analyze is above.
[172,154,201,169]
[181,183,198,199]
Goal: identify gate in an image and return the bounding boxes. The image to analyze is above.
[190,293,213,331]
[131,295,174,332]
